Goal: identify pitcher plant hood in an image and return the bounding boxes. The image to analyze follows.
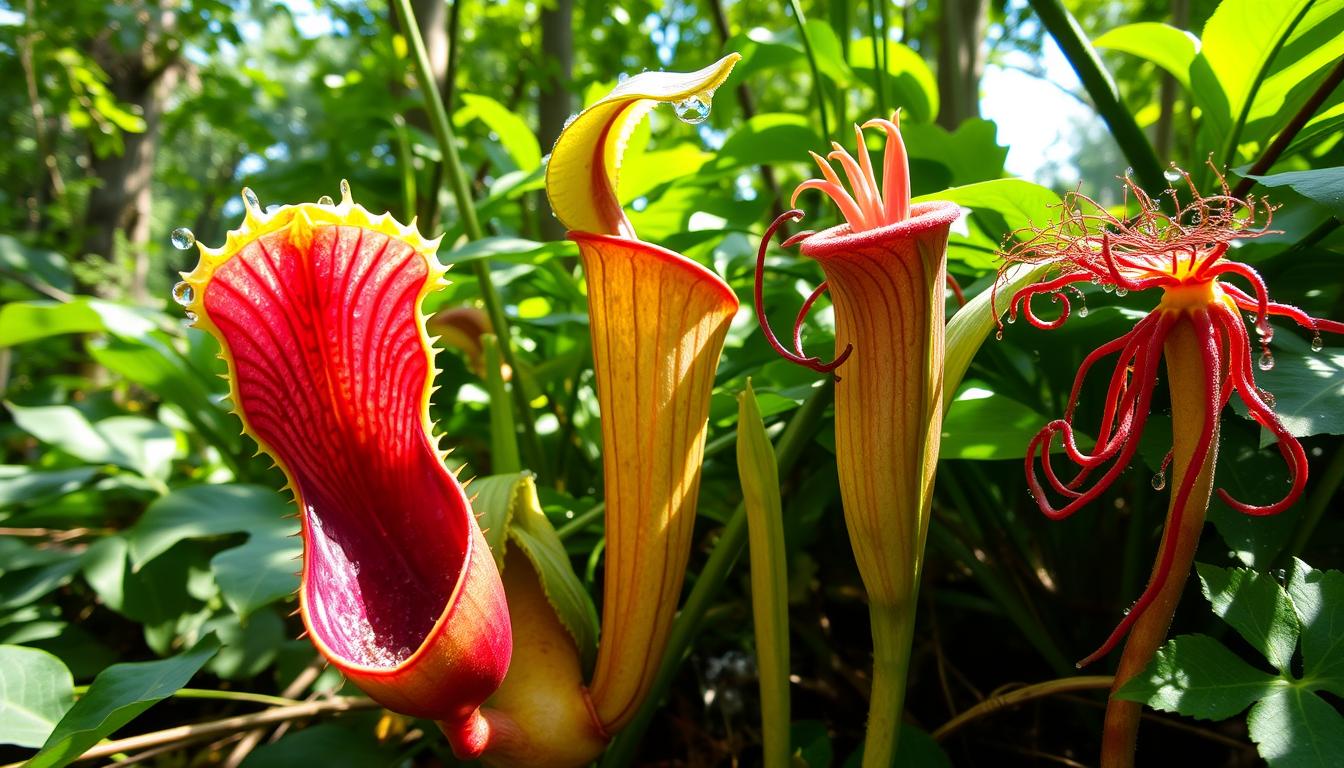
[753,113,959,767]
[177,183,511,754]
[544,54,741,735]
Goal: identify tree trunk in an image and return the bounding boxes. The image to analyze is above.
[935,0,988,130]
[537,0,573,241]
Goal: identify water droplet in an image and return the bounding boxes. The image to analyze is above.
[184,310,198,322]
[1151,471,1166,491]
[242,187,260,212]
[1258,350,1275,371]
[1115,287,1129,297]
[170,227,195,250]
[1123,167,1134,178]
[172,281,194,306]
[995,329,1004,341]
[673,93,711,125]
[1259,388,1276,407]
[1078,304,1089,318]
[265,204,281,214]
[1006,314,1016,324]
[1311,333,1324,352]
[340,179,352,204]
[1102,283,1115,293]
[1163,168,1182,183]
[317,195,334,206]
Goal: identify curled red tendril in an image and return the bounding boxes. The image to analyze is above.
[754,209,854,376]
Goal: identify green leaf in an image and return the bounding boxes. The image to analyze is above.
[801,20,854,87]
[0,235,73,295]
[441,236,547,265]
[455,93,542,172]
[1245,168,1344,217]
[0,302,102,347]
[27,637,220,768]
[1286,559,1344,697]
[0,645,74,748]
[1093,22,1199,91]
[849,38,939,124]
[1113,634,1284,720]
[1248,688,1344,768]
[1197,563,1300,673]
[901,119,1007,187]
[0,466,98,508]
[1234,330,1344,438]
[125,484,293,568]
[943,263,1050,410]
[918,178,1059,234]
[710,112,823,172]
[240,719,391,768]
[210,532,302,619]
[940,382,1056,460]
[0,557,85,610]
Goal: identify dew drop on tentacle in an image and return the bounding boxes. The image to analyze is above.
[673,92,712,125]
[995,329,1004,341]
[171,282,194,306]
[1163,168,1182,183]
[170,228,195,250]
[1258,350,1275,371]
[1151,470,1166,491]
[317,195,334,206]
[184,310,198,323]
[1259,388,1276,407]
[1312,333,1325,352]
[1115,287,1129,297]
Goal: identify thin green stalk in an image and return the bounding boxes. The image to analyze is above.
[72,686,302,709]
[390,0,547,481]
[556,501,604,541]
[869,0,886,115]
[601,379,835,767]
[482,334,520,474]
[1284,443,1344,562]
[1028,0,1165,194]
[391,114,417,221]
[788,0,832,140]
[737,381,791,768]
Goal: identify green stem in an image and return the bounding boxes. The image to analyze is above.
[869,0,886,115]
[482,334,520,474]
[601,379,835,766]
[1028,0,1165,194]
[865,604,917,768]
[390,0,547,481]
[1284,443,1344,562]
[556,501,604,541]
[391,114,418,221]
[72,686,301,709]
[788,0,833,141]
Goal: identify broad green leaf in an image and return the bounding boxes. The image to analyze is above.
[917,178,1059,234]
[940,382,1055,460]
[0,466,98,508]
[1114,634,1284,719]
[1245,168,1344,217]
[1234,330,1344,438]
[620,143,712,203]
[203,609,285,680]
[455,93,542,172]
[442,236,547,265]
[801,20,854,88]
[5,403,128,469]
[0,301,103,347]
[1197,563,1300,673]
[724,30,804,79]
[1207,433,1298,568]
[901,119,1007,187]
[92,416,177,482]
[125,484,293,568]
[1094,23,1199,91]
[469,473,521,568]
[0,557,85,610]
[80,537,210,655]
[0,235,73,295]
[211,531,301,619]
[0,538,70,575]
[0,645,74,748]
[1248,688,1344,768]
[1286,559,1344,697]
[1242,1,1344,144]
[27,637,219,768]
[850,37,940,124]
[710,112,824,172]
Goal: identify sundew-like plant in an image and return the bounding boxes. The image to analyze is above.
[997,170,1343,767]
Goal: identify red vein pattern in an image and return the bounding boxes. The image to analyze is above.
[574,232,738,732]
[196,214,509,738]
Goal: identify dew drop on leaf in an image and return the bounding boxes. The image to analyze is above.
[673,93,711,125]
[170,228,195,250]
[1258,350,1275,371]
[172,281,194,306]
[1115,287,1128,297]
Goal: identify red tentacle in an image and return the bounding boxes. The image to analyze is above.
[754,209,854,375]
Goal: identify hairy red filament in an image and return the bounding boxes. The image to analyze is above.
[998,165,1343,666]
[754,209,853,374]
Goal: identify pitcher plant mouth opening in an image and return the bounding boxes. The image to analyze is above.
[996,167,1344,667]
[177,183,510,738]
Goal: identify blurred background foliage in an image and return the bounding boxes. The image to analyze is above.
[1,0,1342,765]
